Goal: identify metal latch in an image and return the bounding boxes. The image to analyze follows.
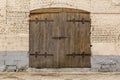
[52,36,69,40]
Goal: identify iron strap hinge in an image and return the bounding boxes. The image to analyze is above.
[66,52,91,58]
[29,18,54,24]
[30,52,53,58]
[67,18,90,24]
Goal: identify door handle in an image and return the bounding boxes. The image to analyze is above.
[52,36,69,40]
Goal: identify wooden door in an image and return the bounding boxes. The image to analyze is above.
[58,12,91,68]
[29,8,91,68]
[29,13,60,68]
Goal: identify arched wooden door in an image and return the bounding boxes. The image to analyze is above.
[29,8,91,68]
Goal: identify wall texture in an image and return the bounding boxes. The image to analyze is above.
[0,0,120,71]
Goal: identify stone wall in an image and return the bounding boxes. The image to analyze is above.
[90,0,120,72]
[0,0,120,71]
[0,0,29,71]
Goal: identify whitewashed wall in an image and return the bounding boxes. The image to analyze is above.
[0,0,120,71]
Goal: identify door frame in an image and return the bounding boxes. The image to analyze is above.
[30,8,90,14]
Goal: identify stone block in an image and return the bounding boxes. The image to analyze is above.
[6,65,17,72]
[112,0,120,6]
[5,35,29,51]
[91,0,120,13]
[91,43,116,55]
[30,0,90,11]
[0,51,29,71]
[0,0,6,8]
[98,68,110,72]
[0,65,6,71]
[91,55,120,72]
[7,0,29,12]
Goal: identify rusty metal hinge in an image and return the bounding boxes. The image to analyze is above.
[30,52,53,58]
[29,18,54,24]
[66,52,91,58]
[67,18,90,24]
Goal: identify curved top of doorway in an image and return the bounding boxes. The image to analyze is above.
[30,8,90,14]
